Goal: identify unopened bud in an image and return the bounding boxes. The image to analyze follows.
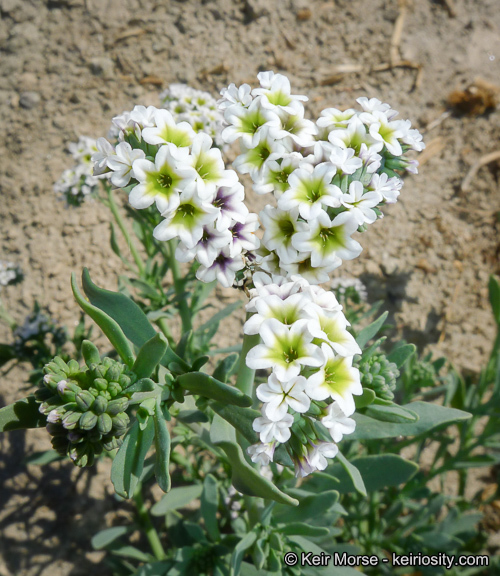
[97,413,113,435]
[92,395,108,415]
[107,397,129,415]
[79,411,98,431]
[75,390,95,411]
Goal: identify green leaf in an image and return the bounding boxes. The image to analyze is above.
[111,419,155,498]
[287,537,361,576]
[91,526,131,550]
[134,562,173,576]
[24,450,63,465]
[177,372,252,408]
[72,272,135,367]
[201,474,220,541]
[489,275,500,326]
[356,311,388,349]
[151,485,203,516]
[275,489,339,522]
[210,415,298,506]
[0,396,46,432]
[153,399,171,493]
[81,340,101,365]
[352,401,471,439]
[213,353,239,383]
[387,343,416,368]
[231,532,257,576]
[209,402,293,467]
[312,455,418,494]
[364,402,418,424]
[198,301,243,335]
[0,343,15,367]
[108,544,153,562]
[354,388,376,409]
[278,522,330,537]
[133,333,169,379]
[80,268,188,371]
[336,452,367,496]
[417,530,463,552]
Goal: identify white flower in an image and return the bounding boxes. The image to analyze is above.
[253,72,307,115]
[257,374,310,421]
[368,173,403,204]
[195,247,244,287]
[356,97,393,115]
[253,153,304,197]
[340,180,381,226]
[269,103,318,147]
[317,107,356,129]
[153,186,219,248]
[304,304,361,357]
[232,126,289,176]
[328,147,363,175]
[359,110,406,156]
[278,163,340,221]
[92,137,115,176]
[212,183,249,231]
[177,226,232,268]
[253,410,294,442]
[328,116,383,154]
[222,98,280,148]
[260,206,305,265]
[247,442,276,465]
[291,211,362,267]
[130,144,196,213]
[307,441,339,471]
[246,318,324,382]
[227,213,260,257]
[107,142,146,188]
[305,344,362,416]
[321,402,356,443]
[244,291,309,335]
[218,83,253,111]
[142,108,196,148]
[402,127,425,152]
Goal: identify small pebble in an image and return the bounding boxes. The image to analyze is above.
[19,91,40,109]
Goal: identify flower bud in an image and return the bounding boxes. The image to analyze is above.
[75,390,95,411]
[111,412,130,435]
[92,395,108,415]
[94,378,108,392]
[106,364,122,383]
[97,413,113,435]
[79,411,98,431]
[107,397,129,415]
[62,410,82,430]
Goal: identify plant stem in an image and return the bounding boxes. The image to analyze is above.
[167,240,192,334]
[235,322,260,399]
[0,299,17,331]
[106,187,145,276]
[156,317,174,345]
[133,482,166,561]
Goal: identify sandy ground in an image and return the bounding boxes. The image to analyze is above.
[1,0,499,574]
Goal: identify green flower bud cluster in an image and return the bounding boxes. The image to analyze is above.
[410,360,437,388]
[359,353,399,400]
[35,354,136,467]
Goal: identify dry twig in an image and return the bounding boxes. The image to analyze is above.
[461,150,500,192]
[390,0,408,65]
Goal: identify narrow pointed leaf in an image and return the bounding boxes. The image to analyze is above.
[0,396,46,432]
[80,267,189,370]
[210,415,298,506]
[365,402,419,423]
[489,274,500,326]
[151,485,203,516]
[230,532,257,576]
[133,333,169,379]
[356,311,388,349]
[387,343,416,368]
[336,452,366,496]
[213,353,239,383]
[111,419,155,498]
[177,372,252,407]
[153,398,171,493]
[72,273,135,367]
[201,474,220,541]
[91,526,131,550]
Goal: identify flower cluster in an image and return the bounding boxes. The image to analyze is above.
[358,352,399,401]
[36,354,135,467]
[92,105,259,287]
[0,260,23,289]
[159,83,225,148]
[244,272,361,477]
[54,136,101,206]
[218,72,424,284]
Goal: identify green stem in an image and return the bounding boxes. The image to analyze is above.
[133,482,166,560]
[0,299,17,331]
[107,187,145,276]
[167,240,192,334]
[235,321,260,399]
[156,317,174,345]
